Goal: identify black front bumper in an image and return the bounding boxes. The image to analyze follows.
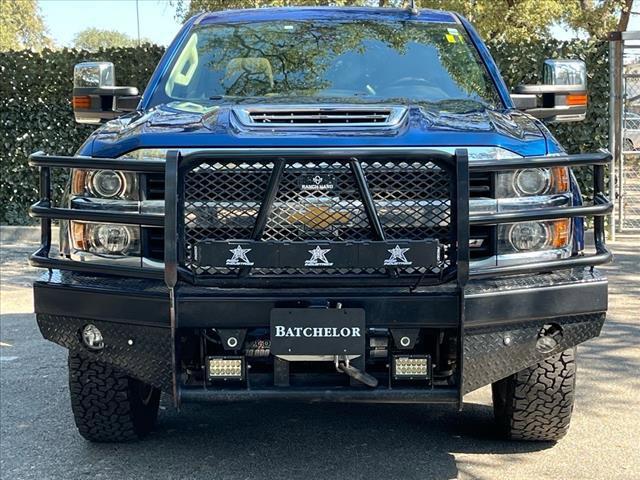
[34,267,607,403]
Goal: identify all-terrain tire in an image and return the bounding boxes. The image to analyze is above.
[68,352,161,442]
[492,348,576,442]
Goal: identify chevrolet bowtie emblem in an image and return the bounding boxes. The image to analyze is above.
[288,205,351,229]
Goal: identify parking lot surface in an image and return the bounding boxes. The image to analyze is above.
[1,234,638,480]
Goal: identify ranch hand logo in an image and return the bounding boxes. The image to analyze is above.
[305,246,333,266]
[300,174,335,192]
[384,245,412,266]
[226,245,254,266]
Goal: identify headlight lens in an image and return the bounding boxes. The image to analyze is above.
[71,222,140,256]
[508,222,550,251]
[497,167,569,198]
[90,224,132,254]
[514,169,551,196]
[499,219,571,253]
[71,169,138,200]
[89,170,126,198]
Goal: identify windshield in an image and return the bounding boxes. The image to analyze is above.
[150,20,502,109]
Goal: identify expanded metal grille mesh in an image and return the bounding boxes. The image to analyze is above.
[363,161,451,242]
[182,159,453,278]
[183,162,272,270]
[262,162,370,242]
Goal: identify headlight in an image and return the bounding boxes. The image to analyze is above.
[513,169,551,196]
[507,222,550,251]
[71,222,140,256]
[499,219,571,253]
[88,170,126,198]
[89,224,133,254]
[71,169,138,200]
[497,167,569,198]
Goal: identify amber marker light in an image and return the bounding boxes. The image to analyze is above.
[72,96,91,109]
[71,221,87,250]
[71,169,87,195]
[550,219,571,248]
[566,93,587,107]
[551,167,570,193]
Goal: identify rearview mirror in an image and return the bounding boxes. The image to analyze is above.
[511,59,587,123]
[72,62,140,124]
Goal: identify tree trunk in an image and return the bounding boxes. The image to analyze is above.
[617,0,634,31]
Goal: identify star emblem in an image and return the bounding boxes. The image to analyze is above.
[384,245,412,266]
[304,246,333,266]
[226,245,254,266]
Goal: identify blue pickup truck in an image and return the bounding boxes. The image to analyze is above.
[29,6,612,443]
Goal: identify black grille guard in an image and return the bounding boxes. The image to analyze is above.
[28,147,612,407]
[29,147,612,288]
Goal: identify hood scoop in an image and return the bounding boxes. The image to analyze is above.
[232,105,407,128]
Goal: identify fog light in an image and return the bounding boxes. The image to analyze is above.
[207,356,244,380]
[392,355,430,380]
[81,324,104,351]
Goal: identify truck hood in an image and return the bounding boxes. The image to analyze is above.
[88,102,550,158]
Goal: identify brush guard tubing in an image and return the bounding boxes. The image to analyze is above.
[28,148,612,403]
[28,148,613,282]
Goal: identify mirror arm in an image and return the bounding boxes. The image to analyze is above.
[510,93,538,110]
[115,95,142,112]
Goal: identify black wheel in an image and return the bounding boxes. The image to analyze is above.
[624,138,634,152]
[68,352,161,442]
[492,348,576,442]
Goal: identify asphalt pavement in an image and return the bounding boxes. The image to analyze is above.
[1,233,638,480]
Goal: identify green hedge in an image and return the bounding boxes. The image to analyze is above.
[0,45,165,224]
[0,40,608,225]
[491,39,609,154]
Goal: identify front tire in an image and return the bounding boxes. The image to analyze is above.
[68,352,161,442]
[492,348,576,441]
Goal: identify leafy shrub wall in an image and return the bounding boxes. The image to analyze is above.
[0,40,607,224]
[0,45,164,224]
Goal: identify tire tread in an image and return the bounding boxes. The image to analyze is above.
[68,352,159,442]
[493,348,576,441]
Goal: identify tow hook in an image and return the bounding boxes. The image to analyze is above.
[334,355,378,388]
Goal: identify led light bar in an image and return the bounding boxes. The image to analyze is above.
[392,355,430,380]
[207,356,245,381]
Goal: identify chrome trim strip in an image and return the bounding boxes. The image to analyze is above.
[120,146,523,162]
[75,195,569,223]
[69,249,143,267]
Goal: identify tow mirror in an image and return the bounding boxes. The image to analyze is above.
[72,62,140,124]
[511,59,587,123]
